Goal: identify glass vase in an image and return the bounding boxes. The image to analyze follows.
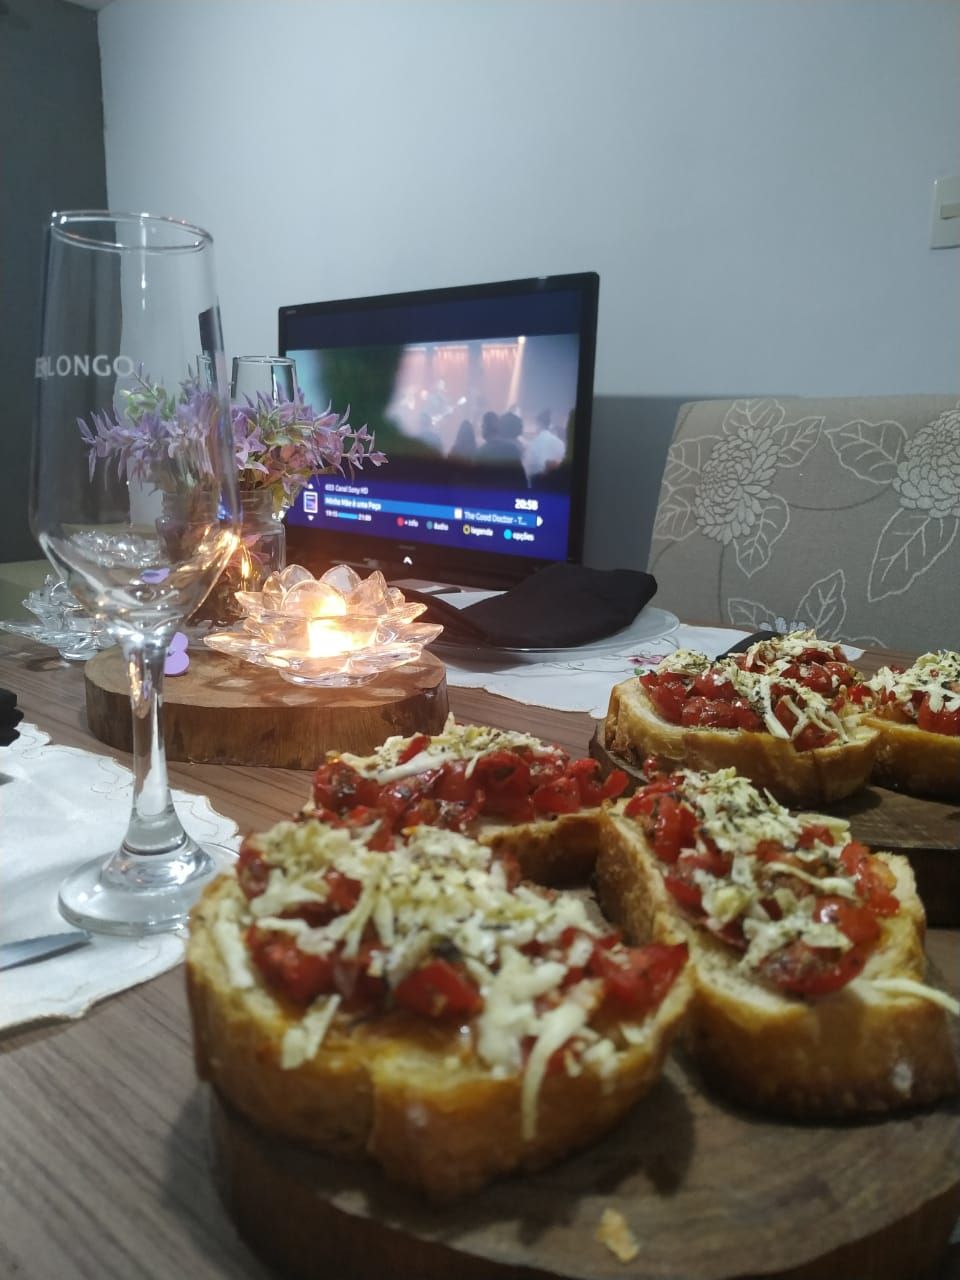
[187,489,286,629]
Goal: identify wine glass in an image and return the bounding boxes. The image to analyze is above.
[231,354,298,403]
[30,211,241,936]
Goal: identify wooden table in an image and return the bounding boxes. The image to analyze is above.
[0,634,957,1280]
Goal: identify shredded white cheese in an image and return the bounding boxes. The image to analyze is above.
[226,818,638,1134]
[868,651,960,720]
[336,714,560,781]
[281,995,342,1069]
[869,977,960,1015]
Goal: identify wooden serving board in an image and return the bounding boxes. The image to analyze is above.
[83,647,449,769]
[209,1043,960,1280]
[590,730,960,928]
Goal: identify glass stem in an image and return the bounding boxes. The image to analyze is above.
[120,632,190,857]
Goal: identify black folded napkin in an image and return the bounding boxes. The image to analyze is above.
[409,563,657,650]
[719,630,780,657]
[0,687,23,747]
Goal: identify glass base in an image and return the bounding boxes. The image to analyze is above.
[58,840,237,937]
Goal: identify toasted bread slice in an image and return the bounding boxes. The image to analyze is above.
[187,821,692,1200]
[862,714,960,800]
[594,773,959,1118]
[864,652,960,800]
[604,676,878,808]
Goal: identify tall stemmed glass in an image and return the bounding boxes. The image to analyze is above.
[231,355,298,404]
[30,211,240,935]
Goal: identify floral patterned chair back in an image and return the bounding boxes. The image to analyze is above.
[647,395,960,650]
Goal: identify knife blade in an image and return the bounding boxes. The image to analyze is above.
[0,931,93,972]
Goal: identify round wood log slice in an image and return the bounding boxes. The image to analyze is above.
[83,646,449,769]
[207,1049,960,1280]
[589,728,960,928]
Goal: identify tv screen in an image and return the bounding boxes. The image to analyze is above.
[279,272,599,588]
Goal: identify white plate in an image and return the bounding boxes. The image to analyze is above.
[429,606,679,664]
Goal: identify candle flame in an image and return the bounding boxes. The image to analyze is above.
[307,616,353,658]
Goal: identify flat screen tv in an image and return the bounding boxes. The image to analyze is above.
[279,271,599,588]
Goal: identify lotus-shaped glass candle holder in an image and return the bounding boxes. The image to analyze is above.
[0,574,114,661]
[203,564,443,687]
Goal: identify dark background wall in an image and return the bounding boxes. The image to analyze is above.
[0,0,106,561]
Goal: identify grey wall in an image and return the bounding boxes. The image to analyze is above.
[0,0,106,562]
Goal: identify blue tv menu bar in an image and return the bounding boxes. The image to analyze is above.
[287,477,568,559]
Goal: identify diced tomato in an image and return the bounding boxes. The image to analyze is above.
[393,957,483,1018]
[532,773,582,815]
[798,823,835,848]
[590,941,687,1014]
[313,761,380,814]
[692,669,737,701]
[236,840,270,899]
[663,846,732,913]
[796,662,833,696]
[758,939,865,997]
[917,696,960,737]
[284,869,363,926]
[640,673,688,724]
[693,697,745,729]
[247,929,336,1006]
[773,698,798,735]
[731,697,763,731]
[471,750,534,819]
[334,805,394,850]
[332,940,386,1011]
[567,757,628,806]
[434,760,477,802]
[377,771,441,822]
[650,795,698,863]
[527,752,568,789]
[814,895,881,947]
[794,723,834,751]
[839,842,900,916]
[397,733,430,764]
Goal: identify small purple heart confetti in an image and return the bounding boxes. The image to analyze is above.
[164,631,190,676]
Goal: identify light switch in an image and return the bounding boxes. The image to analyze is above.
[930,176,960,249]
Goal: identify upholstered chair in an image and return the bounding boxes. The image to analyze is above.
[648,396,960,651]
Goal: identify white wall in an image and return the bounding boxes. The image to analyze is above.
[99,0,960,398]
[98,0,960,567]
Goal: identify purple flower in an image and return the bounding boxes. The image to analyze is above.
[76,366,386,510]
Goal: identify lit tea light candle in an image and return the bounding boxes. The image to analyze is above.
[203,564,442,687]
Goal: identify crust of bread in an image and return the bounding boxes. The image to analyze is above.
[604,677,879,807]
[863,713,960,801]
[594,811,959,1118]
[186,874,693,1200]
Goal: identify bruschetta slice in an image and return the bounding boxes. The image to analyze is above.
[594,766,959,1117]
[187,819,692,1200]
[308,716,629,885]
[864,651,960,800]
[604,631,878,807]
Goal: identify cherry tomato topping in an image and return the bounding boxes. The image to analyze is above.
[590,941,687,1013]
[393,957,483,1018]
[917,697,960,737]
[313,761,380,813]
[247,929,336,1006]
[692,670,737,701]
[237,840,270,899]
[651,794,698,863]
[532,774,582,815]
[758,939,865,997]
